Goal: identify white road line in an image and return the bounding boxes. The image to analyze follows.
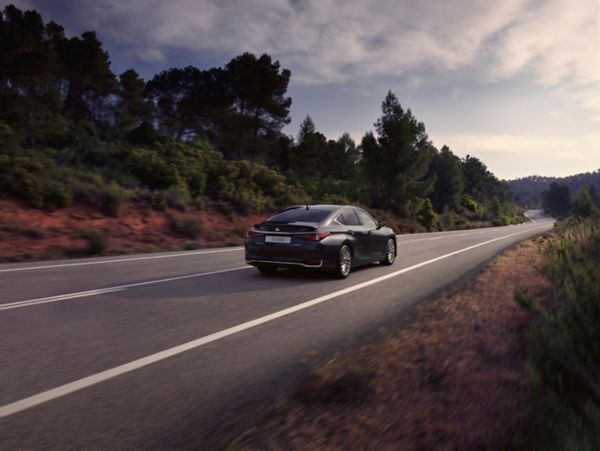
[0,266,251,311]
[0,224,551,419]
[0,247,244,273]
[397,237,444,244]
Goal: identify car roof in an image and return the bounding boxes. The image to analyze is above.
[285,204,362,212]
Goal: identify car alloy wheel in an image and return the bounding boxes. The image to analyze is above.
[381,238,396,265]
[337,244,352,278]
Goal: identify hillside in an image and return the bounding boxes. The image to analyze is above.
[507,171,600,207]
[0,4,524,261]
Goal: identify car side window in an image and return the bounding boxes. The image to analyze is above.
[356,209,377,229]
[335,214,347,226]
[343,209,361,226]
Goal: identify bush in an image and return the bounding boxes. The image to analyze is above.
[82,230,108,256]
[216,200,234,216]
[518,219,600,449]
[100,182,129,217]
[170,216,203,239]
[418,198,438,231]
[572,188,599,218]
[126,148,180,189]
[43,180,73,209]
[165,185,191,210]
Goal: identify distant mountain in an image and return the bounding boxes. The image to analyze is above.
[506,170,600,207]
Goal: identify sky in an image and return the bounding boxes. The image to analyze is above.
[4,0,600,179]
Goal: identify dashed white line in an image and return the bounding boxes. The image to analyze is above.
[0,223,551,419]
[0,266,251,311]
[0,247,244,273]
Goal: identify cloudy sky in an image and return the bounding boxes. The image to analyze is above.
[5,0,600,179]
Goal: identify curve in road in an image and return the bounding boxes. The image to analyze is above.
[0,211,553,449]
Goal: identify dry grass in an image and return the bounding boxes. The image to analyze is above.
[233,234,554,450]
[0,199,267,261]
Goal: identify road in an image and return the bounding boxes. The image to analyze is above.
[0,211,553,449]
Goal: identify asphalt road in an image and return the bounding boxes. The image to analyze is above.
[0,210,553,449]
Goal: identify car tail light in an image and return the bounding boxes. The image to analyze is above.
[246,229,262,238]
[296,232,330,241]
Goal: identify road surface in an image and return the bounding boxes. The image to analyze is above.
[0,211,553,449]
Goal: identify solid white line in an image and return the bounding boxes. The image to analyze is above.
[0,247,244,273]
[0,266,251,311]
[397,236,444,244]
[0,224,551,419]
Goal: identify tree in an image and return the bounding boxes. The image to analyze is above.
[572,187,598,218]
[115,69,153,133]
[60,31,116,122]
[324,132,360,181]
[428,145,464,212]
[0,5,66,146]
[360,90,434,215]
[289,115,327,179]
[223,52,291,159]
[588,184,600,208]
[145,67,190,138]
[542,182,571,218]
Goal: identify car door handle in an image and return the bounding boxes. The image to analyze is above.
[346,230,355,235]
[367,230,374,235]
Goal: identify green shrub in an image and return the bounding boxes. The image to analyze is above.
[572,188,599,218]
[418,198,438,231]
[82,230,108,256]
[126,148,180,189]
[43,180,73,209]
[100,182,129,217]
[518,219,600,449]
[439,207,459,230]
[165,185,191,210]
[216,200,234,216]
[170,216,203,239]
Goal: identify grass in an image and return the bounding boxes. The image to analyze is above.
[516,218,600,449]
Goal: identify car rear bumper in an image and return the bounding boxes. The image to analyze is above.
[246,259,324,268]
[245,244,338,269]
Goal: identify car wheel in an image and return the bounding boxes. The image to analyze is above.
[335,244,353,279]
[380,238,396,265]
[257,265,278,275]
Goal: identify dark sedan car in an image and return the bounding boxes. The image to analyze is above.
[245,205,396,278]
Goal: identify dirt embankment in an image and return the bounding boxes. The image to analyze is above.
[233,235,553,450]
[0,199,267,261]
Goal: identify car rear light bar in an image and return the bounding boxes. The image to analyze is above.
[295,232,330,241]
[246,230,329,240]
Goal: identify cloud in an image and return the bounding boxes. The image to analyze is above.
[438,132,600,178]
[21,0,597,87]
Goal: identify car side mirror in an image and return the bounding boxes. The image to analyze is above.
[377,220,386,229]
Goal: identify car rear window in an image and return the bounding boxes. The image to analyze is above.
[267,208,331,223]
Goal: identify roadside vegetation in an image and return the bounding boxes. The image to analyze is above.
[515,199,600,448]
[0,4,523,260]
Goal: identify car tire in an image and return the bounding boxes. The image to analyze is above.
[257,265,278,275]
[335,244,353,279]
[380,238,396,266]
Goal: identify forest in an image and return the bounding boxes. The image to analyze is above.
[508,171,600,209]
[0,4,522,236]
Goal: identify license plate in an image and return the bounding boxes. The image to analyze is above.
[265,235,291,244]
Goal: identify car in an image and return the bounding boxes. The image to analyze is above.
[245,204,397,278]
